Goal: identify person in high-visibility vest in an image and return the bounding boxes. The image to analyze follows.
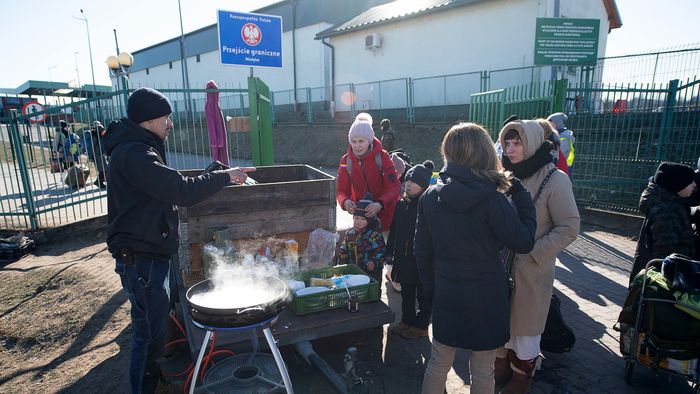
[547,112,575,168]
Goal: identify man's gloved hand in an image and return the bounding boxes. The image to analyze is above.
[506,177,525,197]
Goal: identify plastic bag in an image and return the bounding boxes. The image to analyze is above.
[302,228,339,270]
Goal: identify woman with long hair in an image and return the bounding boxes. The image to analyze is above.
[416,123,536,394]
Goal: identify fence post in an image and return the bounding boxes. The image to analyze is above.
[270,92,276,125]
[406,78,414,124]
[657,79,679,162]
[552,78,568,113]
[306,88,312,124]
[350,83,356,118]
[9,110,38,230]
[481,71,490,92]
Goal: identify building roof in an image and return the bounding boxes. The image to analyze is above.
[129,0,392,73]
[316,0,621,39]
[316,0,478,39]
[2,80,112,98]
[603,0,622,30]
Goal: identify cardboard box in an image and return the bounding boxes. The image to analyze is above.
[226,116,250,133]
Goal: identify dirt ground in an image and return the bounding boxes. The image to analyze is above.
[0,219,400,394]
[0,228,135,394]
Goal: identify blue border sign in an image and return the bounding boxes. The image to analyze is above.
[217,10,283,68]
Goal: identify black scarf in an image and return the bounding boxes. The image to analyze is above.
[502,141,554,179]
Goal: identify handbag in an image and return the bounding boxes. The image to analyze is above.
[502,168,557,292]
[541,293,576,353]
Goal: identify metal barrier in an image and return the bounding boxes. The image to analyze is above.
[268,46,700,126]
[568,78,700,212]
[0,92,123,229]
[470,77,700,213]
[0,86,256,230]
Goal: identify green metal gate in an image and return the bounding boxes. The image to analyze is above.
[0,79,275,230]
[469,77,700,213]
[469,79,566,139]
[248,77,274,166]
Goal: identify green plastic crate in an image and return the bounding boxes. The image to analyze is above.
[290,264,380,315]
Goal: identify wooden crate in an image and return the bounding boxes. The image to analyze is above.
[177,164,336,280]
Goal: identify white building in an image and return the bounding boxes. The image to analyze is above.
[122,0,621,114]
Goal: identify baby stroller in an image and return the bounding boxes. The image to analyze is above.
[617,255,700,392]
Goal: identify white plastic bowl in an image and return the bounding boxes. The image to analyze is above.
[346,274,370,287]
[287,280,305,292]
[295,286,330,296]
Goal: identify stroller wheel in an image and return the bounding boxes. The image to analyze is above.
[624,360,634,384]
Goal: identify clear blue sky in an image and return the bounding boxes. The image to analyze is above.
[1,0,698,89]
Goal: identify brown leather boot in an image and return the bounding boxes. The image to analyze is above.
[500,350,536,394]
[494,356,512,386]
[500,370,532,394]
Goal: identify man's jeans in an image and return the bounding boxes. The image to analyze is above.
[115,256,170,394]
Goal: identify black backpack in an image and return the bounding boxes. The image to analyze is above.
[540,293,576,353]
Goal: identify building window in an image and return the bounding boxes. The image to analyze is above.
[169,62,173,69]
[196,54,201,63]
[146,68,150,75]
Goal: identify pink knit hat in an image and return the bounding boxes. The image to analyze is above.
[348,113,375,143]
[391,153,406,176]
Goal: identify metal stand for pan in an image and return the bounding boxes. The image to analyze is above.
[189,316,294,394]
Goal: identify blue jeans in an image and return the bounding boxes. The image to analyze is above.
[115,256,171,394]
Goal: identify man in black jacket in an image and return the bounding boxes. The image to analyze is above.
[104,87,252,394]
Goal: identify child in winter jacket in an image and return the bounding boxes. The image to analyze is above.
[337,199,386,285]
[387,160,435,339]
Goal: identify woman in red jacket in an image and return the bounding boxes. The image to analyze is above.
[336,113,401,232]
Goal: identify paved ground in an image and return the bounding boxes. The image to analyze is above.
[329,213,698,393]
[1,208,697,393]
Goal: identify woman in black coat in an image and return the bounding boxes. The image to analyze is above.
[416,123,536,394]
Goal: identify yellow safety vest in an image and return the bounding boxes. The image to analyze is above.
[561,137,575,166]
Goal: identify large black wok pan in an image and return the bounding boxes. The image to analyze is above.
[186,277,291,328]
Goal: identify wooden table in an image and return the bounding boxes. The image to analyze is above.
[180,297,393,355]
[173,258,394,356]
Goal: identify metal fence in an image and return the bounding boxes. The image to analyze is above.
[470,77,700,213]
[0,92,123,229]
[568,78,700,212]
[0,87,254,230]
[269,45,700,125]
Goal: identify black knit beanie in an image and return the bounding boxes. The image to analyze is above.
[127,88,173,124]
[405,160,435,189]
[654,161,696,193]
[354,199,373,217]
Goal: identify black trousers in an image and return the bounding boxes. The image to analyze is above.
[400,282,433,329]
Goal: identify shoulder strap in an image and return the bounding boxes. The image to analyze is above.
[504,167,557,294]
[376,153,384,178]
[533,168,557,203]
[345,152,384,178]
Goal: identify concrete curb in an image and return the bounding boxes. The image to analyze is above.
[579,206,642,237]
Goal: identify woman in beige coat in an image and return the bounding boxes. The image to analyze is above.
[496,119,580,393]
